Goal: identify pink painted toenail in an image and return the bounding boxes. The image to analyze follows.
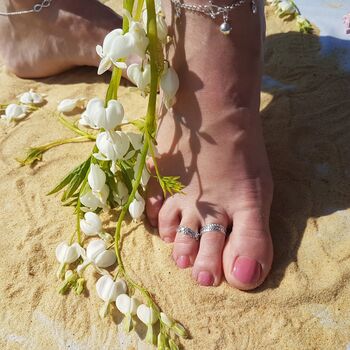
[197,271,214,286]
[232,256,261,285]
[176,255,190,268]
[163,237,172,243]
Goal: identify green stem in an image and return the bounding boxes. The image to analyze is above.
[59,116,96,140]
[113,0,160,311]
[37,136,93,152]
[134,0,145,21]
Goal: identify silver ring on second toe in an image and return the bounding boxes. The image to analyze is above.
[200,223,227,236]
[177,225,200,240]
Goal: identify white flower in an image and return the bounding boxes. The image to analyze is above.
[113,181,129,206]
[134,153,150,187]
[18,89,45,105]
[80,212,102,236]
[124,10,149,59]
[116,294,139,315]
[137,304,158,344]
[80,184,110,210]
[55,242,84,278]
[127,63,151,93]
[95,131,130,162]
[85,239,116,268]
[1,104,27,123]
[88,164,106,193]
[276,0,296,17]
[84,98,124,130]
[96,17,149,76]
[96,29,131,74]
[55,242,84,264]
[137,304,158,325]
[160,63,179,109]
[116,294,140,332]
[96,275,127,317]
[129,191,145,221]
[57,98,85,113]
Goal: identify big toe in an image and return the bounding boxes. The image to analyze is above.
[223,208,273,291]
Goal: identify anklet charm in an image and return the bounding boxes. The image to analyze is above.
[219,10,232,35]
[170,0,257,35]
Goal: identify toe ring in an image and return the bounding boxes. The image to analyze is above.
[177,225,200,240]
[200,223,227,236]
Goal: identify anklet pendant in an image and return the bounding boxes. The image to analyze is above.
[219,10,232,35]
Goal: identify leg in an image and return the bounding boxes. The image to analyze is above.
[0,0,121,78]
[146,0,273,289]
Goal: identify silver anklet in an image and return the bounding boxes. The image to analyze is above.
[0,0,53,16]
[170,0,257,35]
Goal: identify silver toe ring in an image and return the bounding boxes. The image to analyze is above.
[200,223,227,236]
[177,225,200,240]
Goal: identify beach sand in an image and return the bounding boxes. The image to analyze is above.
[1,3,350,350]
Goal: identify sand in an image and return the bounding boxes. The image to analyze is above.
[1,3,350,350]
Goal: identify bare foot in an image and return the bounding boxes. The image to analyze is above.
[0,0,121,78]
[146,0,273,290]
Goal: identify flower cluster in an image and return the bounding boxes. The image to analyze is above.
[267,0,313,34]
[0,89,45,124]
[39,0,187,348]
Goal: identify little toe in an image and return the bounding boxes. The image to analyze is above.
[193,221,228,287]
[223,208,273,291]
[158,197,180,243]
[172,214,200,269]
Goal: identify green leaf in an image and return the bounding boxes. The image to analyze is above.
[16,147,44,166]
[61,159,90,201]
[159,176,185,197]
[48,157,90,196]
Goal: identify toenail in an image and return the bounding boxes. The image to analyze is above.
[163,236,172,243]
[197,271,214,286]
[232,256,261,285]
[176,255,190,268]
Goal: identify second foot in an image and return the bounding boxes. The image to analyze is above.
[146,108,274,290]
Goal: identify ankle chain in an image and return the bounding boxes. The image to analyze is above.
[0,0,53,16]
[170,0,257,34]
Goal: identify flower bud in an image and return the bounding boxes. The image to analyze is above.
[1,104,27,123]
[137,304,158,325]
[128,191,145,221]
[88,164,106,193]
[160,64,179,109]
[57,98,85,113]
[18,89,45,105]
[127,63,151,93]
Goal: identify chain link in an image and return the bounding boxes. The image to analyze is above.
[170,0,257,34]
[171,0,247,19]
[0,0,53,16]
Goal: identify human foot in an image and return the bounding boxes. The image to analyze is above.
[146,0,273,290]
[0,0,121,78]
